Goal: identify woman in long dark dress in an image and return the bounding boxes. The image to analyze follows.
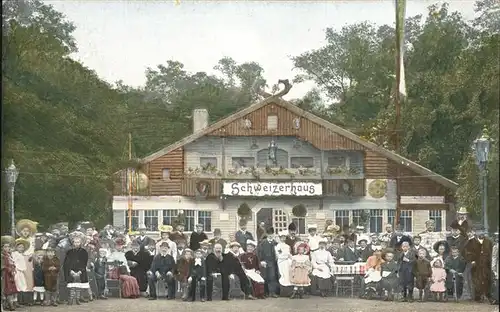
[125,240,150,296]
[63,231,89,306]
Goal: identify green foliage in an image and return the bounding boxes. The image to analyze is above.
[292,2,499,229]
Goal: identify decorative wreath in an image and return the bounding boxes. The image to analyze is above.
[338,180,353,196]
[368,179,387,199]
[237,203,252,217]
[292,204,307,218]
[196,180,210,195]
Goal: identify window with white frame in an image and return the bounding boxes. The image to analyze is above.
[369,209,383,233]
[335,210,350,231]
[387,210,396,227]
[290,157,314,168]
[429,210,443,232]
[125,210,140,231]
[198,211,212,232]
[144,210,159,231]
[291,217,306,234]
[352,210,364,227]
[267,115,278,130]
[399,210,413,232]
[272,209,288,234]
[161,209,212,232]
[162,168,170,180]
[231,157,255,169]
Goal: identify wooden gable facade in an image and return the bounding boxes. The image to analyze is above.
[113,98,457,206]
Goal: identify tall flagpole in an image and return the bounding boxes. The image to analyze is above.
[127,133,133,232]
[394,0,405,229]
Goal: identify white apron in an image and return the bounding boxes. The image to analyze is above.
[311,250,333,279]
[12,251,28,292]
[364,268,382,283]
[275,243,292,286]
[245,269,265,283]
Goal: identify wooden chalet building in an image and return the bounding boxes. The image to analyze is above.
[112,93,458,238]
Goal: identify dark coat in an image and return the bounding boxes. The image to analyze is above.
[240,252,259,271]
[450,219,469,237]
[150,254,176,275]
[358,247,373,262]
[257,239,277,264]
[446,235,466,252]
[463,237,493,298]
[175,257,192,282]
[63,248,89,283]
[135,236,155,250]
[42,256,60,292]
[33,263,44,287]
[339,246,359,262]
[205,253,222,275]
[390,235,412,249]
[285,236,299,255]
[398,249,416,286]
[221,252,244,276]
[189,232,208,251]
[189,258,206,279]
[235,230,254,251]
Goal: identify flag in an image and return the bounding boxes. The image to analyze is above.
[395,0,407,98]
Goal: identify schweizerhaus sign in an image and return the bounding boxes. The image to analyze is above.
[222,182,323,197]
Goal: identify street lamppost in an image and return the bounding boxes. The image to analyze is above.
[5,160,19,237]
[472,129,490,234]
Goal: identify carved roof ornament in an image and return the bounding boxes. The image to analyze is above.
[293,117,301,130]
[254,79,292,99]
[293,138,303,149]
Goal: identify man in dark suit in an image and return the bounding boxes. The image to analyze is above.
[205,244,223,301]
[450,207,470,237]
[398,241,416,302]
[257,227,279,297]
[135,227,155,250]
[189,224,208,251]
[235,219,254,251]
[389,227,412,251]
[147,242,176,300]
[338,235,359,262]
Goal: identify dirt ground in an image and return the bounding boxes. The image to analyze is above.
[16,298,499,312]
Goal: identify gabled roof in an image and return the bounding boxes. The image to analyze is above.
[140,95,458,191]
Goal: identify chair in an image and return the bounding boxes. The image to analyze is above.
[335,276,355,297]
[106,279,122,298]
[156,279,167,298]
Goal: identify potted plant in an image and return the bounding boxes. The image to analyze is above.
[237,203,252,221]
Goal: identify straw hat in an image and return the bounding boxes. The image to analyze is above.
[246,239,257,247]
[16,219,38,236]
[229,241,241,248]
[1,236,15,246]
[159,225,173,233]
[200,239,211,246]
[15,238,30,250]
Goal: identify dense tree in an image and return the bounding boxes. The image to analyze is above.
[292,2,499,228]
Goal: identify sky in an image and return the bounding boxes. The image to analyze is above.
[46,0,477,100]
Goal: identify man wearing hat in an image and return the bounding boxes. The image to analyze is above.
[338,234,359,262]
[450,207,470,237]
[125,240,151,296]
[285,222,299,255]
[189,224,208,252]
[307,224,322,252]
[357,234,373,262]
[156,225,177,260]
[209,229,227,251]
[170,212,189,246]
[136,227,155,250]
[462,226,495,303]
[257,227,279,298]
[147,242,176,300]
[235,219,254,251]
[389,225,412,252]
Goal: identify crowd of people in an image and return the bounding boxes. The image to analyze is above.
[1,208,499,310]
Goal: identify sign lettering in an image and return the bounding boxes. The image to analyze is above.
[222,182,322,197]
